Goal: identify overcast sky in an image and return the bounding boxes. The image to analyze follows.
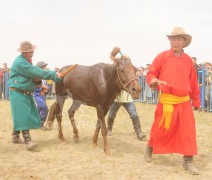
[0,0,212,69]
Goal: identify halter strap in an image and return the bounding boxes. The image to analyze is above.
[116,68,138,91]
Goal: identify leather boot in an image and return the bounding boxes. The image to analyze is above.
[183,156,199,175]
[107,117,115,136]
[22,130,38,150]
[144,145,153,163]
[12,130,25,144]
[132,116,146,140]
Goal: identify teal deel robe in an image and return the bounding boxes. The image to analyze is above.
[8,55,61,130]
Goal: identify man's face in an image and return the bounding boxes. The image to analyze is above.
[3,63,7,68]
[42,65,47,70]
[22,51,34,60]
[169,35,186,52]
[139,67,144,73]
[192,58,197,65]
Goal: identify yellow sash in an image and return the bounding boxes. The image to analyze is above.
[159,93,190,130]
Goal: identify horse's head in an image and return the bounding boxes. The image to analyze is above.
[111,47,142,99]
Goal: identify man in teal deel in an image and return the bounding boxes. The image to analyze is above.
[8,41,63,150]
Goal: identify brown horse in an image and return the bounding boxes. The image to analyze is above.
[46,47,141,154]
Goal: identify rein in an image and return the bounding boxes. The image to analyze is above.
[156,80,167,103]
[116,68,138,91]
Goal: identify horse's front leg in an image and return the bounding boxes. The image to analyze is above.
[93,119,101,147]
[102,108,110,154]
[93,106,110,155]
[101,117,110,155]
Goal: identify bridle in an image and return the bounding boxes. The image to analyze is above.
[115,52,138,91]
[116,68,138,91]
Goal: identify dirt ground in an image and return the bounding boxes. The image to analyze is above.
[0,99,212,180]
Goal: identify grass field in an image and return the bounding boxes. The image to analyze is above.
[0,99,212,180]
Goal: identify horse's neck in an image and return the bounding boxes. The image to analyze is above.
[106,64,122,94]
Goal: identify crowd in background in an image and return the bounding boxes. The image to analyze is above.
[45,67,60,99]
[1,59,212,112]
[0,63,10,100]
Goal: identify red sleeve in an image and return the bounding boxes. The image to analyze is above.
[146,53,163,85]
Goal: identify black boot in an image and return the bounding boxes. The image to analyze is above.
[22,130,37,150]
[183,156,199,175]
[12,130,24,144]
[131,116,146,140]
[107,117,115,136]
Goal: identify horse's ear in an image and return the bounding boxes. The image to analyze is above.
[110,47,121,63]
[121,55,131,61]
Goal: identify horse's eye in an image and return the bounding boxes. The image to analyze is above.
[120,69,124,73]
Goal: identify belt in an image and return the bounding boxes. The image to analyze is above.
[10,87,32,96]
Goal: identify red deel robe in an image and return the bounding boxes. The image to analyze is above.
[146,49,200,155]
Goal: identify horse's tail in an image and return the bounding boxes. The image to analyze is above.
[45,101,59,130]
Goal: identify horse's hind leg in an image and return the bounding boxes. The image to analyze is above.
[55,95,66,142]
[68,100,81,143]
[45,102,58,129]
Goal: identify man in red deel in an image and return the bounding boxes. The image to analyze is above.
[144,27,200,175]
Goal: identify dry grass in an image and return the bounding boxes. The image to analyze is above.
[0,99,212,180]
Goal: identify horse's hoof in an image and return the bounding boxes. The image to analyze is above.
[58,138,66,143]
[105,150,110,156]
[73,137,79,143]
[45,122,53,130]
[45,127,52,131]
[93,143,98,147]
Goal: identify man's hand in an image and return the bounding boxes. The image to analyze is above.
[193,107,201,113]
[56,72,63,78]
[40,85,48,96]
[150,78,158,90]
